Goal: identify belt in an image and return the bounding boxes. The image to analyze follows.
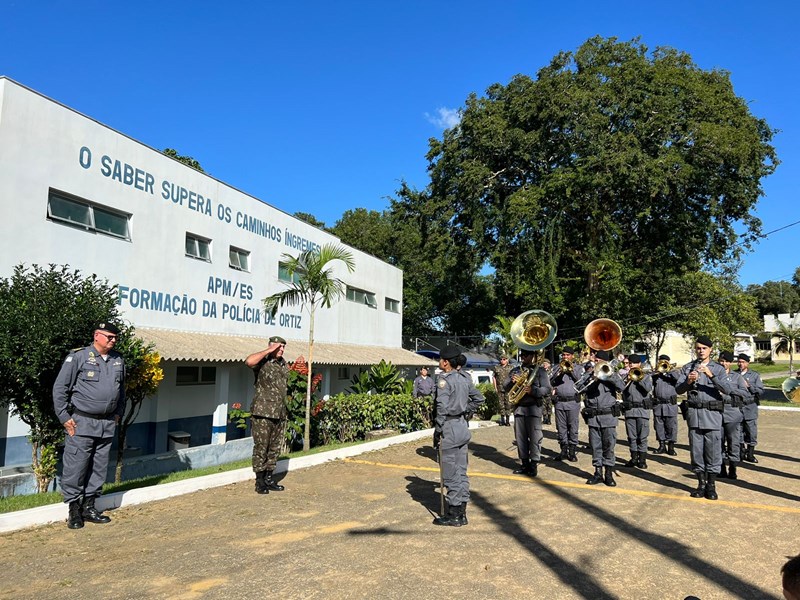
[444,414,465,420]
[72,408,115,420]
[555,396,578,403]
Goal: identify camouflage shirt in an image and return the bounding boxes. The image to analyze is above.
[493,363,513,396]
[251,357,289,419]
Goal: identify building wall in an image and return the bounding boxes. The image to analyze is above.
[0,78,407,468]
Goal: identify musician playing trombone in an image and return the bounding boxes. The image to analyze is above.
[581,350,625,486]
[550,346,584,462]
[503,348,552,477]
[621,355,654,469]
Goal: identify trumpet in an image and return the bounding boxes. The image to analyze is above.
[507,309,558,405]
[560,358,573,372]
[625,366,646,389]
[656,359,676,374]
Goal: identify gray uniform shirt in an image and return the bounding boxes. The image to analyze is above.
[738,368,764,420]
[622,374,653,418]
[551,363,584,399]
[503,365,552,415]
[584,373,624,427]
[435,371,472,450]
[53,345,125,436]
[675,360,732,429]
[652,371,679,417]
[719,370,750,424]
[413,375,436,397]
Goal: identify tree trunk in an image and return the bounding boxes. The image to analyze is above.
[304,305,315,452]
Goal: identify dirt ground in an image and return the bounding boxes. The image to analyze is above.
[2,410,799,600]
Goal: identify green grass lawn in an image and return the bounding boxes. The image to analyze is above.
[0,438,374,515]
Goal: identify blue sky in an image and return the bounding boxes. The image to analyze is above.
[2,1,797,287]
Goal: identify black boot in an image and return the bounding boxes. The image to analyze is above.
[746,445,758,464]
[653,441,666,454]
[638,452,648,470]
[568,444,578,462]
[67,500,84,529]
[690,472,707,498]
[460,502,468,526]
[513,460,530,474]
[718,463,728,479]
[705,473,718,500]
[586,466,603,485]
[255,471,269,494]
[265,470,285,491]
[625,452,639,468]
[528,462,539,477]
[82,497,111,524]
[667,441,676,456]
[433,503,466,527]
[603,466,617,487]
[728,462,738,480]
[554,445,567,462]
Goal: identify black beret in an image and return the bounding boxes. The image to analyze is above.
[440,346,460,360]
[95,322,120,335]
[562,346,577,354]
[596,350,613,361]
[718,351,734,362]
[696,335,713,348]
[737,353,751,363]
[627,354,641,364]
[658,354,670,361]
[269,335,287,344]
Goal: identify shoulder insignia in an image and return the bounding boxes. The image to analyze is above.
[65,356,73,363]
[438,379,447,388]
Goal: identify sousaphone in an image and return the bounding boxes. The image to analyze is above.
[507,310,557,404]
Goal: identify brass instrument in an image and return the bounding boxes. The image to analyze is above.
[584,318,622,351]
[656,359,676,374]
[507,310,558,405]
[559,358,573,372]
[625,366,646,389]
[782,377,800,402]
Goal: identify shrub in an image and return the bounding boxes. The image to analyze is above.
[476,382,499,420]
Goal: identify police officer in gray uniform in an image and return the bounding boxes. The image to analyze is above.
[621,355,654,469]
[53,322,126,529]
[580,350,624,487]
[413,367,435,398]
[433,346,483,526]
[675,336,733,500]
[503,349,552,477]
[736,353,764,463]
[550,346,584,462]
[717,351,750,480]
[652,354,680,456]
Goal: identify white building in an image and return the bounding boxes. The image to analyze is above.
[0,77,433,467]
[763,313,800,363]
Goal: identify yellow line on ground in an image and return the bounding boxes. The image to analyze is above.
[342,457,800,515]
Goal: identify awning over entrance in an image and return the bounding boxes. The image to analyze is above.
[136,327,437,367]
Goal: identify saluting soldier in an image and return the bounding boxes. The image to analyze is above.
[651,354,680,456]
[716,351,750,480]
[492,354,514,426]
[621,355,654,469]
[53,322,126,529]
[432,347,483,526]
[675,336,733,500]
[503,349,552,477]
[550,346,584,462]
[581,350,625,486]
[736,354,765,463]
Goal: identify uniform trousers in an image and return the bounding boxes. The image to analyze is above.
[721,420,742,463]
[61,433,113,503]
[498,393,511,418]
[514,415,543,463]
[688,427,722,473]
[251,416,285,472]
[588,426,617,467]
[625,417,650,452]
[742,419,758,446]
[441,443,469,506]
[653,414,678,443]
[554,399,580,446]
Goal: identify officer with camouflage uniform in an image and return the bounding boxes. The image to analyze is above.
[736,353,765,463]
[53,322,126,529]
[245,336,290,494]
[492,354,513,426]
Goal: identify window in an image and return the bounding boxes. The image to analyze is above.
[48,189,130,240]
[338,367,349,380]
[229,246,250,271]
[755,340,771,351]
[385,298,400,313]
[346,286,377,308]
[278,262,301,283]
[185,233,211,262]
[175,366,216,385]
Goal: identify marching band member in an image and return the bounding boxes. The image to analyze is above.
[621,355,654,469]
[651,354,680,456]
[550,346,584,462]
[736,353,765,463]
[716,351,750,480]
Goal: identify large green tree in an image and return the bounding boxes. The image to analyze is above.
[263,244,355,451]
[0,265,124,492]
[422,36,777,334]
[746,280,800,317]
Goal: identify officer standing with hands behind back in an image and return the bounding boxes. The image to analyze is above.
[53,322,126,530]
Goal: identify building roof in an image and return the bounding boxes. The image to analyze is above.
[137,327,437,367]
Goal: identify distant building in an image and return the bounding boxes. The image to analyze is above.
[763,314,800,363]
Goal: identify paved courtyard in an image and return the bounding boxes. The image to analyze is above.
[1,409,799,600]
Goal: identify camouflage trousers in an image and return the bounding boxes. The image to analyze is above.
[498,393,511,418]
[252,416,286,472]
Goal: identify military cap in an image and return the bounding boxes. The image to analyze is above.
[439,346,460,360]
[658,354,670,361]
[627,354,642,364]
[596,350,613,361]
[696,335,714,347]
[562,346,577,354]
[268,335,287,345]
[737,353,752,363]
[718,351,735,362]
[95,322,120,335]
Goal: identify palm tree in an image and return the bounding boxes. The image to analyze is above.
[263,243,355,451]
[491,315,517,358]
[774,315,800,375]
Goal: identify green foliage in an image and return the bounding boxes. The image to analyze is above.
[293,212,328,230]
[475,382,499,420]
[316,393,434,445]
[0,264,123,492]
[162,148,205,172]
[774,318,800,374]
[368,360,404,393]
[348,370,372,394]
[746,281,800,317]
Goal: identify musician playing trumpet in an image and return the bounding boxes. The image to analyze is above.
[550,346,584,462]
[651,355,680,456]
[503,349,552,477]
[621,355,654,469]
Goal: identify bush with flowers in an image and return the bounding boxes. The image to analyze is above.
[228,402,251,430]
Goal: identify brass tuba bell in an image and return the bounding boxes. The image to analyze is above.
[509,309,558,352]
[584,318,622,351]
[782,377,800,402]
